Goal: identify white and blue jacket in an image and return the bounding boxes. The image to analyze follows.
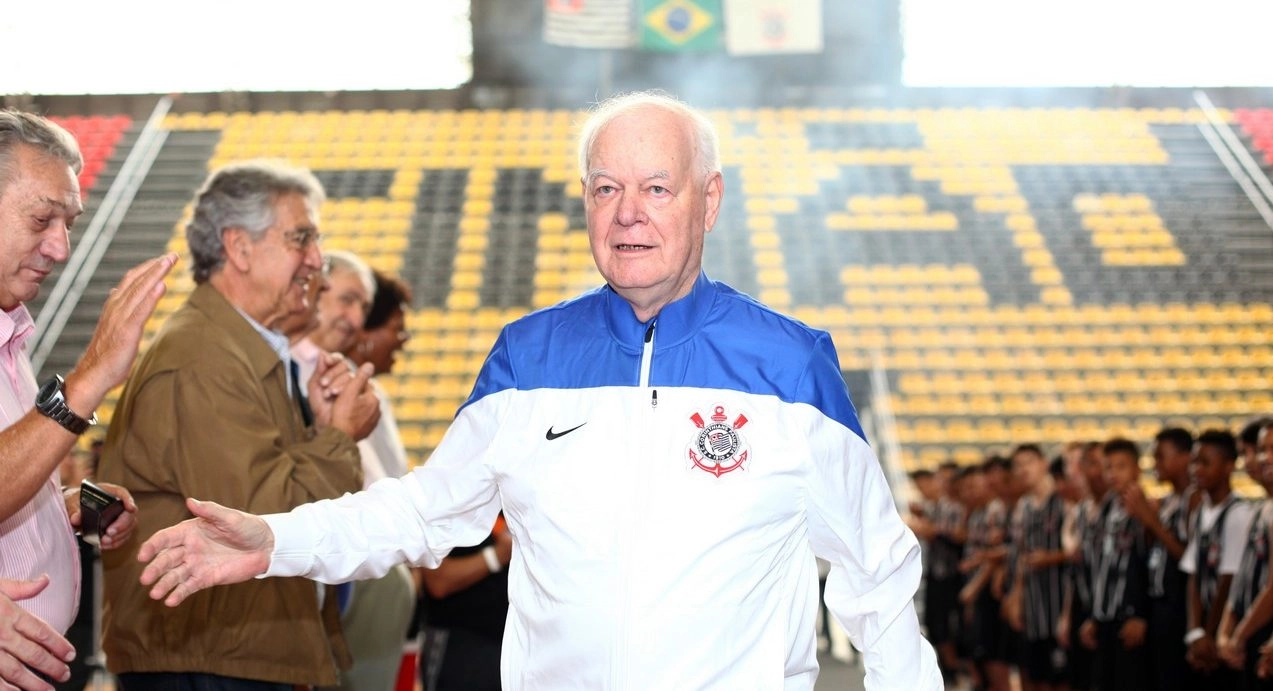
[267,273,940,690]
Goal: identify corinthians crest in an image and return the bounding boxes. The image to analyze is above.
[688,405,750,478]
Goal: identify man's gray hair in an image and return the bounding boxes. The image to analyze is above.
[577,91,721,181]
[186,159,325,284]
[0,109,83,197]
[325,249,375,302]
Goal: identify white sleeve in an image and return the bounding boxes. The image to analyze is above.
[263,392,507,582]
[1220,502,1257,575]
[1179,534,1198,575]
[805,420,942,690]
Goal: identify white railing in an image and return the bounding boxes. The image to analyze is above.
[30,97,173,371]
[869,348,912,511]
[1193,89,1273,231]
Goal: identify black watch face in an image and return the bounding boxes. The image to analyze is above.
[36,376,61,407]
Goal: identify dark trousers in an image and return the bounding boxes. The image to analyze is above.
[55,537,98,691]
[1242,629,1273,691]
[923,575,961,646]
[117,672,291,691]
[1091,620,1148,691]
[1194,666,1241,689]
[1066,605,1092,691]
[1149,598,1195,691]
[420,628,501,691]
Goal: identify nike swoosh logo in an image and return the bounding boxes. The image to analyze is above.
[545,423,586,440]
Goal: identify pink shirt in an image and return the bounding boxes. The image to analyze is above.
[0,305,80,633]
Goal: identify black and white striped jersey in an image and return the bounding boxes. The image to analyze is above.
[1147,488,1193,601]
[929,496,967,581]
[965,498,1006,559]
[1229,498,1273,620]
[1021,492,1067,641]
[1091,496,1150,623]
[1072,495,1106,616]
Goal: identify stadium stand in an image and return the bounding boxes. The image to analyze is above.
[1237,107,1273,165]
[49,114,131,192]
[33,103,1273,473]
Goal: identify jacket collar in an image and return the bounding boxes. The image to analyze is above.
[188,283,287,381]
[603,272,716,350]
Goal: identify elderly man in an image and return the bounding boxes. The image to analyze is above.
[0,109,173,691]
[289,250,373,424]
[284,250,416,691]
[97,160,381,691]
[135,93,940,689]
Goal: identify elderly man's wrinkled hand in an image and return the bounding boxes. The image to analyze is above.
[0,576,74,691]
[137,498,274,608]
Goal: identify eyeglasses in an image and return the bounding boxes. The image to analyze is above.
[282,227,322,251]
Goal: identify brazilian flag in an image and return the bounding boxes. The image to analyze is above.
[640,0,722,51]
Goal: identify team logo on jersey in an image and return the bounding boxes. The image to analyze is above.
[688,405,750,477]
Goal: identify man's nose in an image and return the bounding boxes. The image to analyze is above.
[614,191,645,227]
[303,240,323,270]
[44,226,71,263]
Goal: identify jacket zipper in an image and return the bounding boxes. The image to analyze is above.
[639,321,655,388]
[641,321,657,410]
[610,321,657,689]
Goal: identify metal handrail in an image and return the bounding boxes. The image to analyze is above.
[1192,90,1273,230]
[1195,91,1273,209]
[30,96,173,371]
[869,348,911,511]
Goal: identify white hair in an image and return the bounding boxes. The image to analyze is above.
[324,249,375,301]
[576,91,721,181]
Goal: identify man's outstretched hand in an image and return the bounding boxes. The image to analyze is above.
[137,498,275,607]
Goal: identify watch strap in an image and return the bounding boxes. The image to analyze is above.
[35,375,96,435]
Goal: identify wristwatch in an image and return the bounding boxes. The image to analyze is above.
[1184,627,1207,645]
[34,374,97,435]
[482,546,503,574]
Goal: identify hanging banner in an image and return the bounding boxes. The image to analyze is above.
[724,0,823,55]
[640,0,722,52]
[544,0,636,49]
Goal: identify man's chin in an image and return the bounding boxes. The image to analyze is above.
[5,282,42,309]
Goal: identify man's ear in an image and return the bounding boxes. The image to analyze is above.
[703,171,723,234]
[222,227,252,273]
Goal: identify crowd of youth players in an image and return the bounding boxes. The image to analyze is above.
[909,418,1273,691]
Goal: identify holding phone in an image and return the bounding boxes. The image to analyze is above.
[80,479,125,547]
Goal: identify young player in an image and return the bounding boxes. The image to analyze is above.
[1219,419,1273,690]
[1079,438,1150,690]
[959,460,1011,691]
[1008,445,1069,691]
[1181,429,1256,686]
[1119,427,1198,691]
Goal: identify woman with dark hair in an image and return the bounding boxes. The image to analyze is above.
[350,271,412,380]
[347,271,413,479]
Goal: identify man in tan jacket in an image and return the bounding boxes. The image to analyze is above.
[98,160,380,691]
